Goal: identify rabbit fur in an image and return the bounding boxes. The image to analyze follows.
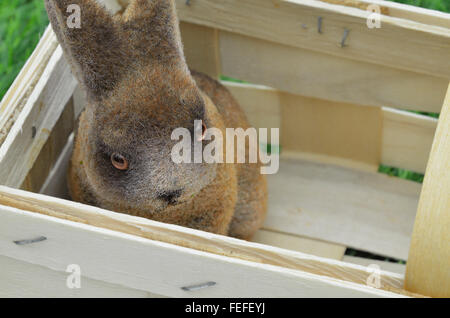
[44,0,267,239]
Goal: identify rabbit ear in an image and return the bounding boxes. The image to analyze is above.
[45,0,129,99]
[121,0,188,68]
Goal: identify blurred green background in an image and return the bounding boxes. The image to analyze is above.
[0,0,448,184]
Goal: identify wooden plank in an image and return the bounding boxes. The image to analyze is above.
[73,85,87,120]
[0,203,410,297]
[224,82,435,172]
[0,185,409,295]
[342,256,406,276]
[405,83,450,298]
[265,159,421,260]
[0,255,161,298]
[0,26,58,146]
[40,134,74,199]
[219,30,447,112]
[253,229,346,260]
[21,98,75,193]
[280,92,382,170]
[175,0,450,79]
[225,81,380,172]
[180,22,221,79]
[318,0,390,14]
[328,0,450,28]
[223,82,281,137]
[381,107,437,174]
[0,46,78,188]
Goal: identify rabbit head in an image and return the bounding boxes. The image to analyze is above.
[45,0,220,211]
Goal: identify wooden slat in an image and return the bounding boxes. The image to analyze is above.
[21,98,75,193]
[175,0,450,79]
[180,22,221,79]
[0,204,409,297]
[342,255,406,276]
[405,83,450,298]
[225,82,381,171]
[223,82,435,172]
[331,0,450,28]
[0,46,78,188]
[253,229,346,260]
[224,82,281,136]
[318,0,390,14]
[381,107,437,174]
[280,92,382,171]
[265,159,421,260]
[0,185,410,295]
[0,27,58,146]
[40,134,74,199]
[73,85,87,120]
[0,255,161,298]
[218,30,447,112]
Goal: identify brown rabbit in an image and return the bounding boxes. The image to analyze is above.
[44,0,267,239]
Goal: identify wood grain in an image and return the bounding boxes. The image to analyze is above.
[405,83,450,298]
[329,0,450,28]
[21,98,75,193]
[381,107,437,174]
[253,229,347,260]
[265,159,421,260]
[280,93,382,169]
[343,255,406,276]
[0,47,77,188]
[175,0,450,79]
[224,82,435,172]
[0,255,161,298]
[218,31,447,113]
[0,185,408,295]
[180,22,221,79]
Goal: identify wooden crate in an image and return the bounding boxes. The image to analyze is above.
[0,0,449,297]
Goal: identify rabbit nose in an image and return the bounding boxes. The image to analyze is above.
[157,189,183,204]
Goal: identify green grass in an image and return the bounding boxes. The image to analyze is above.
[378,165,424,183]
[0,0,48,100]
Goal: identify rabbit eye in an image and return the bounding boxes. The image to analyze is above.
[111,153,129,170]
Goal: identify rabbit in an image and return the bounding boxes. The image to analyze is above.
[44,0,267,240]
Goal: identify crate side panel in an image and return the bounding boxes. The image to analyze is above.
[0,205,405,297]
[175,0,450,79]
[218,30,447,113]
[0,185,405,292]
[0,255,160,298]
[405,83,450,298]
